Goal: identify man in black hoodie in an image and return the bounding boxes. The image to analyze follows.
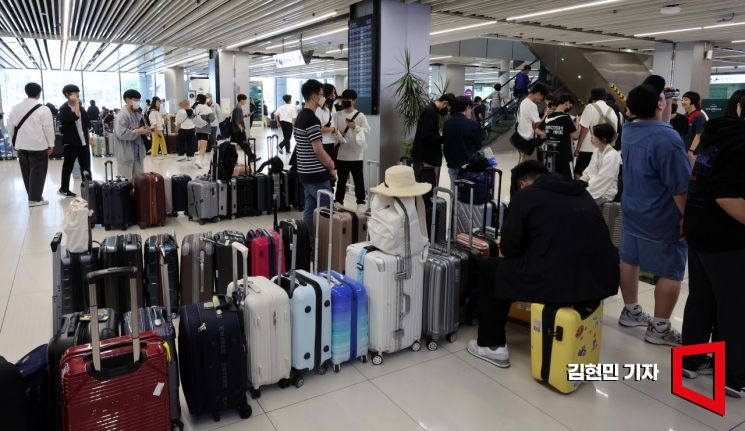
[411,93,455,184]
[467,160,619,368]
[58,84,91,197]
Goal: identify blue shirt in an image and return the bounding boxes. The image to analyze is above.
[621,121,691,243]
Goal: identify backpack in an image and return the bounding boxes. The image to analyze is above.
[219,117,232,139]
[143,109,152,127]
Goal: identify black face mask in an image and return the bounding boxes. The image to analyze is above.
[439,108,449,116]
[671,103,678,113]
[325,97,335,107]
[341,100,352,109]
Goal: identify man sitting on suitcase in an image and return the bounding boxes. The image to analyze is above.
[467,160,619,368]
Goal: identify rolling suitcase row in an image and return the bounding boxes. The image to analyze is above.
[101,160,134,231]
[133,171,167,229]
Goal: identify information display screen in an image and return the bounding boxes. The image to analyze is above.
[348,14,378,115]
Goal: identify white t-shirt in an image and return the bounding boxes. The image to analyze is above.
[517,98,540,139]
[580,144,621,200]
[276,103,297,123]
[315,106,337,144]
[579,100,618,153]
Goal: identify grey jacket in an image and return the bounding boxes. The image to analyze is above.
[111,109,146,163]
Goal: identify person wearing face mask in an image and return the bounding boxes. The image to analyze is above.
[111,89,152,178]
[411,93,456,186]
[333,89,371,211]
[57,84,93,198]
[467,160,619,369]
[442,96,483,189]
[315,83,339,160]
[669,99,688,138]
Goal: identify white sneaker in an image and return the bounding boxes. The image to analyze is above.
[467,340,510,368]
[356,204,366,212]
[194,161,203,169]
[177,156,186,161]
[186,156,193,162]
[28,200,49,207]
[618,307,653,328]
[645,323,682,346]
[726,386,745,398]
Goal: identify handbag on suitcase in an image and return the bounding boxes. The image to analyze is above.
[101,160,134,231]
[531,302,603,393]
[99,234,144,316]
[80,171,103,227]
[60,266,171,430]
[178,294,252,421]
[180,232,215,306]
[133,172,167,229]
[226,242,294,397]
[144,233,180,312]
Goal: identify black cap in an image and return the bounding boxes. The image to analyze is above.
[642,75,665,95]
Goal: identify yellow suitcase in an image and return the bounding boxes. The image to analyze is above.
[530,302,603,393]
[508,301,531,323]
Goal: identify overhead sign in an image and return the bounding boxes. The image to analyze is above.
[273,50,306,68]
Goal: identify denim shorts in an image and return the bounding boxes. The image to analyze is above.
[619,231,688,281]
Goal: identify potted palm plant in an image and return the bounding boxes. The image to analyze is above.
[389,49,429,157]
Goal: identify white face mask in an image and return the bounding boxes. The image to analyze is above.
[318,96,326,107]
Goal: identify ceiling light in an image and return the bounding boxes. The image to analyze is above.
[62,0,71,41]
[634,27,701,37]
[660,5,681,14]
[430,55,453,60]
[228,12,339,49]
[506,0,622,21]
[430,21,497,36]
[703,21,745,29]
[582,38,626,44]
[733,40,745,43]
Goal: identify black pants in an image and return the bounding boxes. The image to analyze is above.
[18,149,49,201]
[208,126,218,151]
[178,128,196,157]
[683,248,745,388]
[476,259,514,347]
[280,121,293,153]
[60,145,90,192]
[574,152,592,177]
[335,160,365,205]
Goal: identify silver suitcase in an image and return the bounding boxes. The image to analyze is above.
[187,180,218,224]
[602,202,622,248]
[218,178,238,219]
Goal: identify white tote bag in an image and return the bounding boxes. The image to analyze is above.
[63,198,91,253]
[368,194,429,262]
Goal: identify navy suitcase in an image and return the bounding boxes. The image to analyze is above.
[171,174,191,216]
[99,234,144,315]
[101,160,134,230]
[15,344,51,431]
[178,295,252,421]
[144,234,180,312]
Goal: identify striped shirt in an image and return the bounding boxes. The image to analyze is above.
[294,108,327,183]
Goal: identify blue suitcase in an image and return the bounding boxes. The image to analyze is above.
[330,270,369,371]
[101,160,134,231]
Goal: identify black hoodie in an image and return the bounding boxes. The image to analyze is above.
[494,174,619,304]
[684,116,745,252]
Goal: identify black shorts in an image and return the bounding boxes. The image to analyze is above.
[196,132,210,141]
[574,152,593,177]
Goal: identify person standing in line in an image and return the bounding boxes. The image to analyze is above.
[442,96,483,188]
[515,83,549,163]
[473,96,487,123]
[489,83,503,128]
[333,89,370,211]
[539,93,578,179]
[575,88,618,179]
[111,89,151,178]
[175,99,196,162]
[148,97,167,160]
[8,82,55,206]
[87,100,100,123]
[296,79,336,230]
[193,94,214,169]
[681,91,706,163]
[57,84,92,198]
[315,83,339,161]
[411,93,455,186]
[276,95,297,154]
[616,76,691,346]
[206,93,223,152]
[669,99,688,138]
[513,65,531,99]
[681,89,745,398]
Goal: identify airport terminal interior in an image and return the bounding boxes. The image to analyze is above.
[1,0,745,430]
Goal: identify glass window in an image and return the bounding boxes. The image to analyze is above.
[42,70,82,110]
[0,69,43,113]
[83,71,122,110]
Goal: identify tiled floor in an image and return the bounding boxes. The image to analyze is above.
[0,126,743,430]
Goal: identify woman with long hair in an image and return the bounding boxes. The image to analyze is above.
[148,97,167,159]
[174,99,196,161]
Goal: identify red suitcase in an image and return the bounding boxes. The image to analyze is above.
[60,266,171,430]
[247,229,285,278]
[134,172,167,229]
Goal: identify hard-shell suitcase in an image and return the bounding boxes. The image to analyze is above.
[51,232,101,333]
[214,230,247,295]
[169,174,191,216]
[226,243,293,397]
[329,270,369,371]
[314,204,367,274]
[455,168,504,236]
[346,241,424,365]
[287,169,305,210]
[247,228,285,279]
[280,219,311,272]
[425,196,446,243]
[455,180,499,259]
[48,308,118,431]
[253,172,270,215]
[91,135,107,157]
[60,267,171,430]
[509,301,532,323]
[178,295,252,421]
[218,178,238,219]
[601,202,622,248]
[134,172,167,229]
[144,234,180,312]
[80,171,104,227]
[187,179,219,224]
[180,233,215,306]
[236,152,258,217]
[101,160,134,231]
[15,344,51,431]
[422,187,462,350]
[531,302,603,393]
[99,234,143,315]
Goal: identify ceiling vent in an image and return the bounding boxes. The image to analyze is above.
[661,4,681,14]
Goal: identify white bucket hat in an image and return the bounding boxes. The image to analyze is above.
[370,165,432,197]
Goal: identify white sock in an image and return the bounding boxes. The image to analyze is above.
[624,303,641,313]
[652,317,669,328]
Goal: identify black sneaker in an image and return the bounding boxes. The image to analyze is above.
[682,357,714,379]
[57,189,76,198]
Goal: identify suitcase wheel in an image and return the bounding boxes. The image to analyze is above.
[333,364,341,373]
[294,375,304,388]
[427,340,438,351]
[199,220,205,225]
[249,387,261,399]
[315,363,328,375]
[371,354,383,366]
[105,225,111,231]
[278,378,290,389]
[411,341,421,352]
[238,402,252,419]
[361,355,368,364]
[212,217,220,223]
[447,333,458,343]
[171,419,184,431]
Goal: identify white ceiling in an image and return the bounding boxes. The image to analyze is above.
[0,0,742,75]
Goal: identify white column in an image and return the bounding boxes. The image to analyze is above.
[653,41,712,97]
[164,67,185,114]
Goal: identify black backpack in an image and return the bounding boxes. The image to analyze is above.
[219,117,232,139]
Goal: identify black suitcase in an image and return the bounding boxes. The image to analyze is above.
[252,172,270,215]
[271,171,291,212]
[47,309,118,431]
[144,234,180,312]
[213,231,246,295]
[99,234,144,315]
[80,171,104,227]
[51,233,102,334]
[287,169,305,210]
[0,355,28,431]
[171,174,191,215]
[178,296,251,421]
[235,175,254,217]
[425,196,447,244]
[280,219,311,272]
[101,160,134,230]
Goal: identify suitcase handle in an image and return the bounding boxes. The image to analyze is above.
[453,179,475,248]
[86,266,141,372]
[366,160,380,212]
[486,167,503,235]
[232,242,256,294]
[104,160,113,182]
[278,220,298,292]
[158,234,176,318]
[430,187,454,253]
[314,189,335,281]
[401,293,411,315]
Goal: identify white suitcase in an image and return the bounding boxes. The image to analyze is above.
[227,242,293,397]
[346,241,425,365]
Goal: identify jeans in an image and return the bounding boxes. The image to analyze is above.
[177,128,196,157]
[17,149,49,201]
[61,145,91,192]
[280,121,293,153]
[335,160,365,205]
[683,248,745,388]
[302,179,332,234]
